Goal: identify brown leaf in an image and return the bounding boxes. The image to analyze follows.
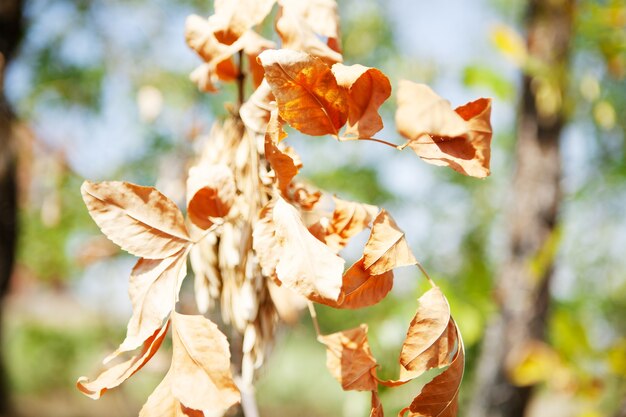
[170,312,240,413]
[363,210,417,275]
[401,320,464,417]
[338,257,394,309]
[265,111,299,194]
[323,196,379,252]
[139,371,205,417]
[370,391,385,417]
[77,321,169,399]
[186,163,236,229]
[112,249,189,355]
[210,0,276,45]
[276,1,342,65]
[318,324,378,391]
[400,288,454,374]
[272,196,345,301]
[81,181,190,259]
[332,64,391,138]
[258,49,348,136]
[396,81,493,178]
[240,80,276,135]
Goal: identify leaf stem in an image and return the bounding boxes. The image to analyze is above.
[237,50,245,111]
[416,262,437,289]
[307,301,322,337]
[339,135,401,149]
[191,221,222,245]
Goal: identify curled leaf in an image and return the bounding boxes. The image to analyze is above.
[363,210,417,275]
[258,49,348,136]
[210,0,276,45]
[322,196,379,252]
[139,371,204,417]
[240,80,276,135]
[272,196,345,301]
[318,324,378,391]
[396,81,493,178]
[77,321,169,399]
[187,163,236,229]
[170,312,240,413]
[332,63,391,138]
[81,181,190,259]
[265,111,299,194]
[338,257,394,309]
[252,203,281,277]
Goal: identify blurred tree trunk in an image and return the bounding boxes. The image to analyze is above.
[0,0,23,415]
[469,1,574,417]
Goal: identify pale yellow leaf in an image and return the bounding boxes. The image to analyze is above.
[186,163,236,229]
[139,371,206,417]
[363,210,417,275]
[272,196,345,301]
[211,0,276,45]
[81,181,190,259]
[240,80,276,135]
[170,312,240,413]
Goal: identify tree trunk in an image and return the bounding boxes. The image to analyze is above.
[0,0,23,415]
[468,1,574,417]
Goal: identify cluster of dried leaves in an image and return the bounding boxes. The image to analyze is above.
[77,1,492,416]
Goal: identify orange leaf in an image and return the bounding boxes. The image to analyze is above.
[332,64,391,138]
[323,196,379,252]
[240,31,277,88]
[272,196,345,301]
[185,14,237,64]
[396,81,493,178]
[363,210,417,275]
[276,0,342,65]
[139,371,205,417]
[186,163,236,229]
[210,0,276,45]
[339,257,394,309]
[258,49,348,136]
[401,320,464,417]
[77,321,169,399]
[370,391,385,417]
[81,181,190,259]
[113,249,189,355]
[265,111,299,195]
[318,324,378,391]
[170,312,240,413]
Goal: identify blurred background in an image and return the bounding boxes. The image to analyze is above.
[0,0,625,416]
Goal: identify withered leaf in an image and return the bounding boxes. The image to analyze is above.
[402,320,464,417]
[190,60,238,93]
[396,81,493,178]
[210,0,276,45]
[323,196,379,252]
[258,49,348,136]
[363,210,417,275]
[267,279,308,324]
[252,203,281,277]
[77,321,169,399]
[276,1,342,65]
[240,80,276,135]
[332,64,391,139]
[272,196,345,301]
[170,312,240,413]
[187,163,236,229]
[338,257,394,309]
[240,31,277,88]
[112,248,189,356]
[81,181,190,259]
[185,15,238,66]
[318,324,378,391]
[139,371,205,417]
[265,111,299,194]
[370,390,384,417]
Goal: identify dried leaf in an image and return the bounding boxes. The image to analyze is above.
[240,80,276,135]
[210,0,276,45]
[190,60,238,93]
[332,64,391,138]
[396,81,492,178]
[267,280,307,324]
[240,31,277,88]
[113,249,189,355]
[170,312,240,413]
[139,371,205,417]
[272,196,345,301]
[323,196,379,252]
[81,181,190,259]
[258,49,348,136]
[363,210,416,275]
[252,203,280,277]
[77,322,169,399]
[318,324,378,391]
[276,2,342,65]
[279,0,340,40]
[400,288,454,374]
[370,391,384,417]
[185,15,237,64]
[187,163,236,229]
[401,321,464,417]
[265,111,299,194]
[338,257,394,309]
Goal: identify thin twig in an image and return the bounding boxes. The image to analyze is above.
[236,50,245,111]
[338,135,400,149]
[191,220,222,245]
[416,262,437,289]
[307,301,322,337]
